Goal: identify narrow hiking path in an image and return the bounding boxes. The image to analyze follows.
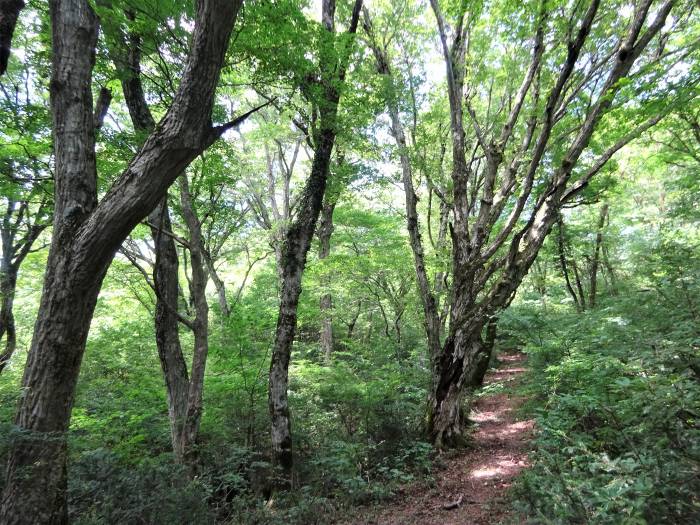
[356,352,534,525]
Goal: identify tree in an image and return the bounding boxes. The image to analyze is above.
[422,0,690,446]
[556,202,612,311]
[243,114,305,287]
[268,0,364,483]
[317,196,336,360]
[105,9,256,465]
[103,9,194,463]
[317,154,357,361]
[0,0,246,520]
[363,5,443,369]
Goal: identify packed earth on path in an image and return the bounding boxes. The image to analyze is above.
[353,352,534,525]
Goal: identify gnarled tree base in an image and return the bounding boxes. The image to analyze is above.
[428,327,495,448]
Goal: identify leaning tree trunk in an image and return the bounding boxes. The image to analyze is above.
[269,127,336,484]
[0,0,240,521]
[0,5,101,521]
[268,0,363,485]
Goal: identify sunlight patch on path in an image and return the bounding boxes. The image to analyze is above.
[363,353,535,525]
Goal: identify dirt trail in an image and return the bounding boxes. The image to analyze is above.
[358,352,534,525]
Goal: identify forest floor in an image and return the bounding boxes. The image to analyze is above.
[349,352,534,525]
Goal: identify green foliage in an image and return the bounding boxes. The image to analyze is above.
[511,194,700,523]
[1,0,699,523]
[513,306,700,522]
[69,451,213,525]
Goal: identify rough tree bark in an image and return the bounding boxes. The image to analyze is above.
[0,72,105,376]
[109,20,203,465]
[428,0,489,447]
[148,200,191,461]
[0,0,24,75]
[177,174,210,467]
[268,0,363,484]
[472,317,497,388]
[426,0,675,447]
[0,0,242,521]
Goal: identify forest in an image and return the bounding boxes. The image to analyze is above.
[0,0,698,523]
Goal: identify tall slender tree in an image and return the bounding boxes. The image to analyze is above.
[268,0,364,483]
[363,7,443,366]
[104,13,194,462]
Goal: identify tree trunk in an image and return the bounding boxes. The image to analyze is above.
[268,0,363,485]
[346,300,361,339]
[148,200,190,462]
[0,200,18,374]
[602,242,618,294]
[112,23,192,462]
[426,0,474,448]
[0,0,240,520]
[557,216,583,311]
[269,127,335,484]
[571,258,587,309]
[318,199,335,361]
[0,5,100,521]
[178,174,210,467]
[424,0,671,449]
[0,0,24,75]
[0,265,17,374]
[588,203,608,308]
[113,17,217,466]
[204,253,230,317]
[0,193,49,378]
[472,317,497,388]
[532,259,547,296]
[364,10,442,369]
[428,328,489,448]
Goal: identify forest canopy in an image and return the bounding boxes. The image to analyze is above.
[0,0,698,523]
